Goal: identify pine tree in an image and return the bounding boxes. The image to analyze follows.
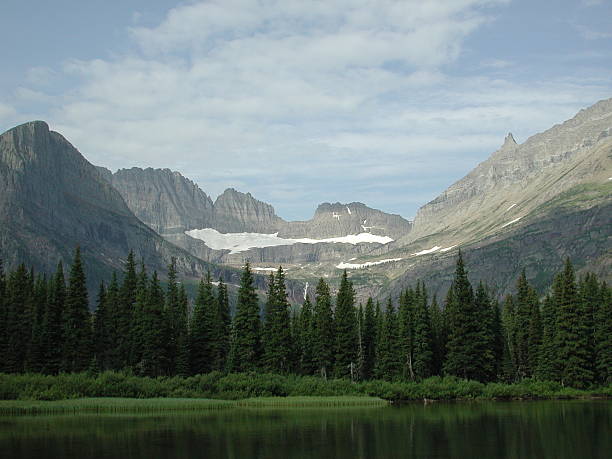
[474,282,495,382]
[375,298,400,381]
[513,270,541,378]
[334,270,358,379]
[313,278,335,379]
[0,258,6,372]
[42,262,66,375]
[594,281,611,384]
[297,295,317,375]
[213,278,231,371]
[262,267,292,373]
[501,294,518,382]
[175,284,190,377]
[412,282,434,380]
[62,247,92,373]
[26,274,48,372]
[430,294,446,376]
[361,297,377,380]
[92,282,109,370]
[554,259,593,388]
[141,271,168,376]
[190,272,217,375]
[398,288,415,380]
[443,251,488,381]
[164,258,181,374]
[104,272,122,370]
[537,291,559,381]
[578,273,598,382]
[227,262,261,372]
[5,264,33,373]
[117,251,137,369]
[130,263,149,369]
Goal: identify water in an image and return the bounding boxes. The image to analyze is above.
[0,401,609,458]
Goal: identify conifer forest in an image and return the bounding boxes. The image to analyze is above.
[1,247,609,391]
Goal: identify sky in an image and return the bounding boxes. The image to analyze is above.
[1,0,611,221]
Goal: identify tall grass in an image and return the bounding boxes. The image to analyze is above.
[0,372,609,406]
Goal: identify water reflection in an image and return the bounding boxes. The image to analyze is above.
[1,401,610,458]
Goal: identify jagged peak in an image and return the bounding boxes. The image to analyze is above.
[503,132,517,147]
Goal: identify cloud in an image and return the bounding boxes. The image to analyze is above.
[9,0,612,220]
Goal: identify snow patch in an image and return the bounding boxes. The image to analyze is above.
[346,206,352,215]
[336,258,403,270]
[412,246,441,256]
[439,245,457,253]
[506,204,516,211]
[252,267,280,272]
[501,216,522,228]
[333,212,340,221]
[303,282,309,300]
[185,228,393,254]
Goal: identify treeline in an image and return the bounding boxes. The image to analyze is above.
[0,249,610,389]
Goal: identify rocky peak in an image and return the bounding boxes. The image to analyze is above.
[110,167,215,235]
[503,132,517,147]
[213,188,284,233]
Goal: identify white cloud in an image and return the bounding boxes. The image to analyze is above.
[9,0,612,220]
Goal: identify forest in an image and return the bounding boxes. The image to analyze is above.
[0,247,610,396]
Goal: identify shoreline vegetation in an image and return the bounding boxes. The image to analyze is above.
[1,371,610,415]
[1,247,610,412]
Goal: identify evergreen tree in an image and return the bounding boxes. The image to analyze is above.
[26,274,48,372]
[537,292,559,381]
[334,270,358,379]
[227,262,261,372]
[0,259,6,372]
[398,288,415,380]
[443,251,488,381]
[4,264,32,373]
[594,281,611,384]
[92,282,109,370]
[141,271,168,376]
[474,282,495,382]
[361,297,377,380]
[313,278,335,379]
[412,283,434,380]
[62,247,92,373]
[513,270,541,378]
[297,295,317,375]
[42,262,66,375]
[175,284,190,377]
[213,278,231,371]
[130,263,149,368]
[164,258,181,374]
[430,294,446,376]
[117,251,137,369]
[262,267,292,373]
[501,294,518,381]
[578,273,598,382]
[554,259,593,388]
[375,298,400,380]
[104,272,122,370]
[190,272,217,375]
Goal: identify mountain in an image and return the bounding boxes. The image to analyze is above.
[0,121,304,303]
[105,167,412,269]
[373,98,612,298]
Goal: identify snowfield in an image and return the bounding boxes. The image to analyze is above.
[185,228,393,254]
[336,258,403,270]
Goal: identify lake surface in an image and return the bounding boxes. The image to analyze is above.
[0,401,610,458]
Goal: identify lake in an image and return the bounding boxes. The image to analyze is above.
[0,401,609,458]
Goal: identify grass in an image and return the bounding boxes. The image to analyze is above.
[235,396,388,408]
[0,397,234,415]
[0,396,387,415]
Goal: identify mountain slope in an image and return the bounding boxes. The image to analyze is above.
[376,98,612,297]
[0,121,304,302]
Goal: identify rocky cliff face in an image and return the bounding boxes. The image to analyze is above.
[213,188,284,233]
[409,98,612,243]
[110,167,215,236]
[0,122,260,301]
[278,202,411,239]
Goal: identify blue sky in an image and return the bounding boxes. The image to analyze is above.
[1,0,611,220]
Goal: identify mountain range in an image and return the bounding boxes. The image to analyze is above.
[1,98,610,303]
